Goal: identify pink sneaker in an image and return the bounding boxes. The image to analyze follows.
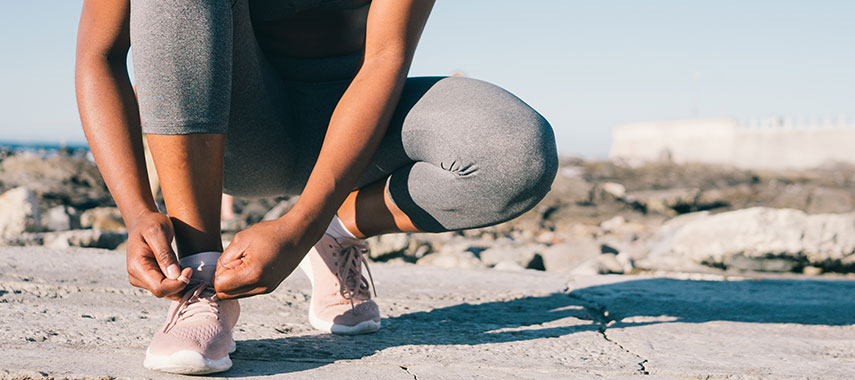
[144,279,239,374]
[299,233,381,335]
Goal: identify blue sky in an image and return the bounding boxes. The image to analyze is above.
[1,1,853,158]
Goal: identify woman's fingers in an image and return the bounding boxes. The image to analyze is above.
[214,222,295,299]
[176,267,193,284]
[141,223,181,280]
[213,257,250,298]
[215,286,267,300]
[218,234,247,268]
[128,252,192,299]
[127,270,183,301]
[215,259,278,299]
[215,247,272,299]
[147,268,193,299]
[214,276,268,300]
[214,237,249,294]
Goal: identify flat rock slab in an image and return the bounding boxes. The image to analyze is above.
[0,248,853,379]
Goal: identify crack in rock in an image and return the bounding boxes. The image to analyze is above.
[568,293,650,375]
[638,359,649,375]
[399,365,418,380]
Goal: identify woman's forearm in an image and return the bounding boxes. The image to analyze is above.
[75,55,158,224]
[289,55,408,230]
[289,0,433,230]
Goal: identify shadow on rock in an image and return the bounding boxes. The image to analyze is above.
[221,278,855,376]
[571,278,855,327]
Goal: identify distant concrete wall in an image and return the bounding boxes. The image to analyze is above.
[609,117,855,169]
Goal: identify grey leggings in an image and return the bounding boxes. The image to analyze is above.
[130,0,558,232]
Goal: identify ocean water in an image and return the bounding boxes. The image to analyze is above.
[0,141,89,151]
[0,141,91,160]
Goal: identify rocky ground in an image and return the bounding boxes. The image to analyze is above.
[3,149,855,378]
[2,247,854,379]
[2,149,855,278]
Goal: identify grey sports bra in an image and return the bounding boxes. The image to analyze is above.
[251,0,371,20]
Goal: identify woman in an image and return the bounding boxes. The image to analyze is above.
[75,0,557,374]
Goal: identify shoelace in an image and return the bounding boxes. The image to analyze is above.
[330,235,377,309]
[163,281,220,333]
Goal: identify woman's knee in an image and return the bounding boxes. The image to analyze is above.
[483,116,558,225]
[444,78,558,225]
[468,79,557,199]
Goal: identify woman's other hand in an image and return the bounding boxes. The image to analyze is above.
[214,213,322,299]
[126,211,193,300]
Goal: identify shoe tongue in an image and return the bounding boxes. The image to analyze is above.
[333,236,366,250]
[179,252,221,285]
[189,260,217,285]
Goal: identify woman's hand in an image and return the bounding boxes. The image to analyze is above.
[126,211,193,300]
[214,212,325,299]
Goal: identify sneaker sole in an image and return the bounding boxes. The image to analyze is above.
[299,253,382,335]
[143,341,236,375]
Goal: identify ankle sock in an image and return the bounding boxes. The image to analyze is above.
[326,215,357,239]
[178,251,221,284]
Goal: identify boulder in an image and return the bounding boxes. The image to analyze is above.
[43,205,78,232]
[561,251,628,276]
[478,243,545,269]
[406,232,464,256]
[615,251,636,272]
[0,151,111,210]
[805,187,855,214]
[0,229,126,250]
[42,230,127,250]
[695,185,752,210]
[539,238,601,272]
[599,216,626,233]
[624,188,700,215]
[642,207,855,272]
[238,199,276,225]
[262,197,299,221]
[596,253,624,274]
[80,207,125,231]
[552,223,601,241]
[0,232,44,246]
[365,233,410,260]
[534,231,557,244]
[600,182,626,199]
[220,217,247,232]
[492,260,525,271]
[0,187,40,237]
[568,258,600,276]
[416,244,483,269]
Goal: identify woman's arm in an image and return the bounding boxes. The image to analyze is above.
[214,0,435,298]
[76,0,191,298]
[76,0,152,219]
[289,0,436,230]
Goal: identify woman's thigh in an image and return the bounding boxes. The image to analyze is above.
[224,2,363,198]
[223,0,300,197]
